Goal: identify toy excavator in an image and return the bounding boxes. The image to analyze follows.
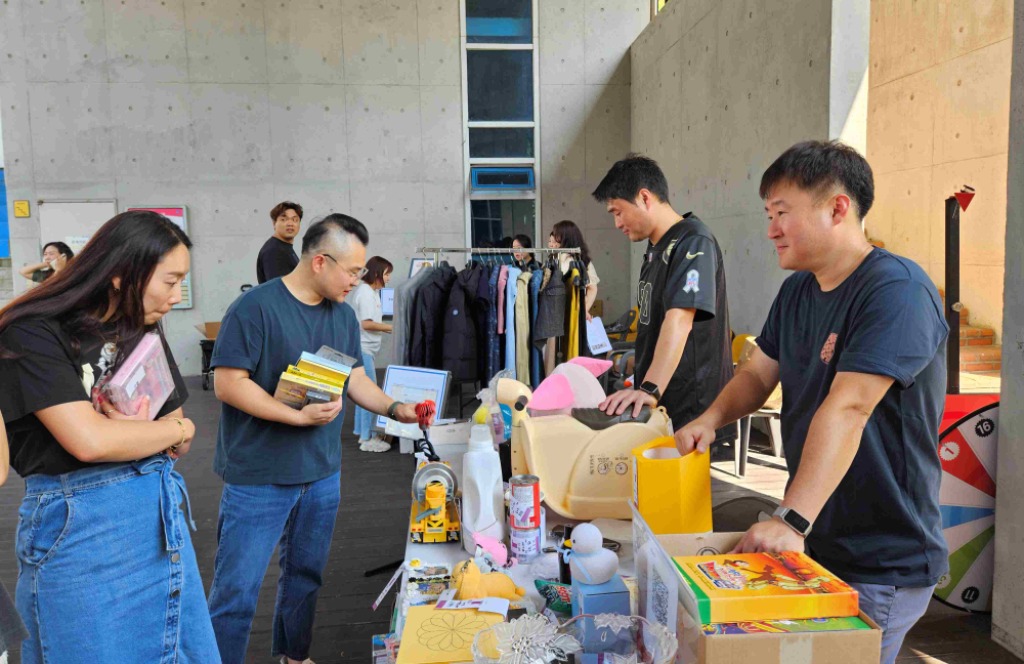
[408,400,461,544]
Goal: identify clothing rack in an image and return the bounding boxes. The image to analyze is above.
[415,246,580,264]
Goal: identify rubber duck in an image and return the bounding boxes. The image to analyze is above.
[566,523,618,585]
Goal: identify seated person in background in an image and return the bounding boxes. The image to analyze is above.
[256,201,303,284]
[18,241,74,285]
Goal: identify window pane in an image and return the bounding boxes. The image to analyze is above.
[471,167,534,190]
[467,51,533,122]
[471,199,535,252]
[466,0,531,44]
[469,127,534,158]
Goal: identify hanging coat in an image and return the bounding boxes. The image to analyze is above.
[409,263,457,368]
[443,264,487,382]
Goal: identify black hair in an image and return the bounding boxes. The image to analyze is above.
[512,234,533,250]
[591,153,670,204]
[551,220,592,267]
[43,241,75,260]
[301,213,369,255]
[759,140,874,218]
[0,211,190,365]
[362,256,394,286]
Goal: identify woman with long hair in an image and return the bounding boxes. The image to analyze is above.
[348,255,394,452]
[0,211,219,662]
[548,220,600,316]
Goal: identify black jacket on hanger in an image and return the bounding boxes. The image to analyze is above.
[409,263,458,368]
[443,263,488,382]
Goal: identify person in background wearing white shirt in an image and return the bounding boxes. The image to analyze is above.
[348,256,394,452]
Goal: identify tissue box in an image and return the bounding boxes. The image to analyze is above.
[571,574,631,653]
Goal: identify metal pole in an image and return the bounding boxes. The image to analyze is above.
[945,196,961,395]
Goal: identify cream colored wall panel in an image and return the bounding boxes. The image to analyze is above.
[268,84,349,180]
[931,155,1007,268]
[417,0,459,85]
[540,185,588,232]
[938,0,1013,62]
[29,83,113,182]
[423,182,463,236]
[270,180,352,221]
[111,83,192,179]
[184,0,267,83]
[188,84,272,179]
[266,0,346,84]
[869,0,939,87]
[0,83,34,184]
[350,181,424,234]
[118,179,274,239]
[584,0,647,85]
[345,85,424,181]
[960,263,1004,334]
[933,41,1013,165]
[868,165,932,258]
[539,0,585,86]
[22,0,108,82]
[419,86,463,182]
[540,83,587,185]
[105,0,188,83]
[584,84,631,183]
[342,0,420,85]
[4,185,38,240]
[867,69,939,175]
[587,226,631,319]
[0,0,27,83]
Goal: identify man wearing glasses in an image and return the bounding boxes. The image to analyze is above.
[207,214,423,664]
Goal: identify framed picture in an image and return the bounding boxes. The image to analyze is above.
[375,365,451,437]
[409,258,434,278]
[127,207,193,310]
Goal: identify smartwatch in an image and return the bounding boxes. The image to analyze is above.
[386,401,403,420]
[638,381,661,403]
[772,506,812,537]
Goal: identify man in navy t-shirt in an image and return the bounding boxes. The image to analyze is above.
[675,141,949,664]
[207,214,423,664]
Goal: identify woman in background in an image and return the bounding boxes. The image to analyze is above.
[348,256,394,452]
[512,234,536,269]
[548,220,600,318]
[18,241,74,285]
[0,211,218,663]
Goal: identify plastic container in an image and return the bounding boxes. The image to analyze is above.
[462,425,506,554]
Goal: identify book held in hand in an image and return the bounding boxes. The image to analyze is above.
[103,332,176,419]
[273,346,354,409]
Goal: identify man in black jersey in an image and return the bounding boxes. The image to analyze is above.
[593,154,733,440]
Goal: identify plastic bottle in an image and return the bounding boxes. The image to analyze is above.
[462,424,506,554]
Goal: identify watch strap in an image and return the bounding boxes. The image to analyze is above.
[772,506,812,537]
[386,401,402,420]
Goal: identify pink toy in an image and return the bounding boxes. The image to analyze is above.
[529,373,574,411]
[568,356,613,378]
[552,363,606,409]
[472,531,515,570]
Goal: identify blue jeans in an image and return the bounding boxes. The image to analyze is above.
[849,582,934,664]
[207,472,341,664]
[353,350,377,440]
[16,455,218,663]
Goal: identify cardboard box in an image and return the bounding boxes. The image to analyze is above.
[195,322,221,340]
[571,574,632,653]
[630,503,881,664]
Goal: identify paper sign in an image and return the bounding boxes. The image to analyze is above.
[587,316,613,355]
[434,589,510,617]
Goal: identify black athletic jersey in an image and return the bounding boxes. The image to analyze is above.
[635,214,733,436]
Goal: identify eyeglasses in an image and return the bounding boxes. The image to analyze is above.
[321,253,368,280]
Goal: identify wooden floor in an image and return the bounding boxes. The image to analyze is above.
[0,378,1018,663]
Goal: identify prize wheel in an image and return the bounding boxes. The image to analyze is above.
[934,401,998,613]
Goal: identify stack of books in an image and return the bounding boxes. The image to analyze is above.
[273,348,353,409]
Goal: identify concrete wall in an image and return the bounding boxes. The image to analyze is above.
[0,0,466,372]
[867,0,1013,339]
[538,0,649,321]
[992,0,1024,656]
[630,0,866,335]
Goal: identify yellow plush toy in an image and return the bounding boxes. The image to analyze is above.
[453,560,526,601]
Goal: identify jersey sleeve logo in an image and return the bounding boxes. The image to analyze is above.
[820,332,838,364]
[683,269,700,293]
[685,251,704,259]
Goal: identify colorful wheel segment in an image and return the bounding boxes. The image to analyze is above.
[934,401,998,613]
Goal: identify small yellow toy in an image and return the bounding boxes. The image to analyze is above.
[452,560,526,601]
[409,462,461,544]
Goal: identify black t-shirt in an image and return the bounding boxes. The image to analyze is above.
[758,248,949,586]
[0,318,188,477]
[256,236,299,284]
[634,214,733,435]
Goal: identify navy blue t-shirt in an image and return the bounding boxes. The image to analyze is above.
[758,249,949,587]
[211,279,362,485]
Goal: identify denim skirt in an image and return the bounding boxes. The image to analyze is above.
[15,455,219,663]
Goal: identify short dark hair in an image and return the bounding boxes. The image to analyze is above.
[270,201,303,222]
[759,140,874,218]
[301,213,369,255]
[43,241,74,260]
[591,153,670,204]
[512,234,533,250]
[362,256,394,286]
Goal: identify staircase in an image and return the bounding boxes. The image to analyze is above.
[939,289,1001,373]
